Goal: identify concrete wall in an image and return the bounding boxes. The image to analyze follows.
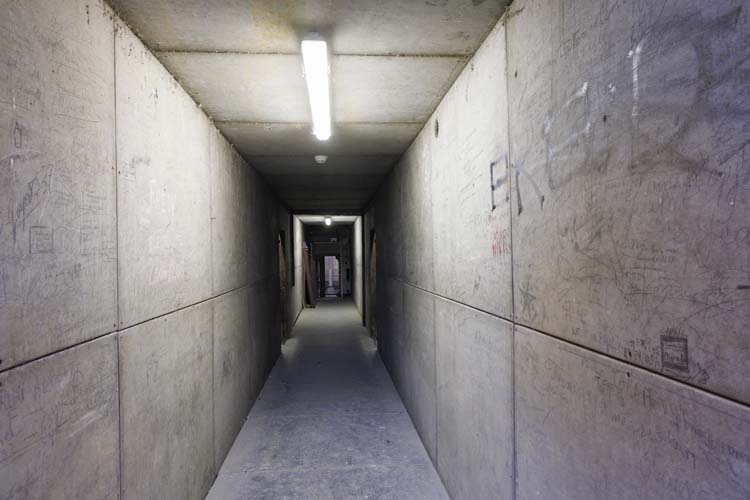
[364,211,376,337]
[353,216,364,319]
[288,215,305,329]
[369,2,750,499]
[0,0,289,498]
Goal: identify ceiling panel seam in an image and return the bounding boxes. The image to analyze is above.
[156,50,473,59]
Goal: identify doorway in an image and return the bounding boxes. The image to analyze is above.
[322,255,341,298]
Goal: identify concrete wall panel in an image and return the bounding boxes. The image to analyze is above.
[400,133,435,291]
[210,129,249,294]
[377,165,404,281]
[267,274,283,364]
[364,211,377,339]
[507,0,750,403]
[247,282,267,401]
[400,284,437,461]
[247,168,280,286]
[353,216,364,318]
[376,277,403,380]
[246,167,263,285]
[248,275,281,389]
[291,216,304,327]
[0,335,118,499]
[115,25,212,328]
[515,325,750,500]
[119,303,214,500]
[431,21,512,318]
[435,299,513,500]
[213,287,253,468]
[0,0,117,369]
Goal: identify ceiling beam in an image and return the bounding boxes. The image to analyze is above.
[156,50,471,59]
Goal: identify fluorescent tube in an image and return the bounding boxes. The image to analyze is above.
[301,37,331,141]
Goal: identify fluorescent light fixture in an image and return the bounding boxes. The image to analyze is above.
[301,35,331,141]
[325,217,332,226]
[314,155,328,164]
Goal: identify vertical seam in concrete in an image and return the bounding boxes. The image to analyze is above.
[503,15,518,500]
[112,20,124,500]
[112,21,121,333]
[432,294,439,468]
[207,129,217,482]
[115,332,123,500]
[210,299,216,478]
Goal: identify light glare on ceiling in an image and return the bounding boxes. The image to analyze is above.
[325,217,332,226]
[315,155,328,164]
[301,36,331,141]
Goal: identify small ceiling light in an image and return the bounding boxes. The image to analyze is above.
[325,217,332,226]
[314,155,328,164]
[301,35,331,141]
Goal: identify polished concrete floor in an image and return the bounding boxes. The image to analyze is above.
[207,299,450,500]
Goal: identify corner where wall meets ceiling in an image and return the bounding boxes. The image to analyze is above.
[107,0,512,212]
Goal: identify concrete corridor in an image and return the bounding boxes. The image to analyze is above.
[2,1,750,499]
[207,300,450,500]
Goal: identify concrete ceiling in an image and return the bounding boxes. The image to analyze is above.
[109,0,511,212]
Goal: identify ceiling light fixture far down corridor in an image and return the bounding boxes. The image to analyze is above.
[314,155,328,164]
[325,217,332,226]
[301,34,331,141]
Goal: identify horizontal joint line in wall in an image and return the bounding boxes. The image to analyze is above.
[515,320,750,412]
[0,328,118,375]
[105,283,251,332]
[392,277,750,411]
[0,275,288,375]
[395,278,514,323]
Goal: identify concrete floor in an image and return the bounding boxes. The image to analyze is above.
[206,299,450,500]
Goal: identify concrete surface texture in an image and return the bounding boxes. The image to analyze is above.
[106,0,513,211]
[2,0,749,498]
[0,0,302,498]
[0,0,118,371]
[207,300,451,500]
[369,2,750,500]
[353,216,364,317]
